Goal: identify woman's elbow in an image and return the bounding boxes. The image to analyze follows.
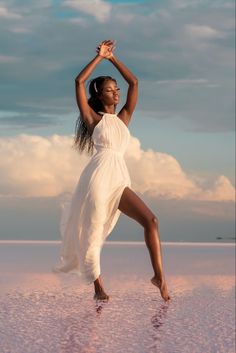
[75,76,85,84]
[130,78,138,85]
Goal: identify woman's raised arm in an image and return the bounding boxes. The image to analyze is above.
[96,41,138,122]
[75,55,102,123]
[108,54,138,124]
[75,40,114,123]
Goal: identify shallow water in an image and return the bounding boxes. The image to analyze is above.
[0,242,235,353]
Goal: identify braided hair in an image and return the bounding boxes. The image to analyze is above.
[73,76,117,156]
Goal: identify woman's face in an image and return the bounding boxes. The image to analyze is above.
[99,80,120,106]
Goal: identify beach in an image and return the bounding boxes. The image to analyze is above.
[0,241,235,353]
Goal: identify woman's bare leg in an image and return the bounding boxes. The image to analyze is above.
[118,187,170,302]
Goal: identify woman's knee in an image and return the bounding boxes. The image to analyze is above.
[144,214,159,230]
[118,187,159,229]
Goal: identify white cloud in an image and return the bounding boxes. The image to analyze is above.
[125,137,198,199]
[185,24,225,39]
[196,175,236,202]
[0,134,88,198]
[62,0,112,23]
[0,4,22,19]
[0,0,234,133]
[125,137,235,201]
[0,134,234,203]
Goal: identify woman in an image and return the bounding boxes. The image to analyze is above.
[53,39,170,302]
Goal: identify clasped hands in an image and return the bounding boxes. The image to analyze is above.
[96,39,116,59]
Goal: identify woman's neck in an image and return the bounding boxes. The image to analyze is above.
[102,105,115,114]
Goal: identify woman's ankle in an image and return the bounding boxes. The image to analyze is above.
[153,273,165,283]
[94,281,103,291]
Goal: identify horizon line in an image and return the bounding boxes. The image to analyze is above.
[0,240,235,247]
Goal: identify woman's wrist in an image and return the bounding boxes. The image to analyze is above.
[97,53,111,60]
[108,55,115,62]
[95,53,104,59]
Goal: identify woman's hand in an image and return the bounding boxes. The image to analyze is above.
[96,39,116,59]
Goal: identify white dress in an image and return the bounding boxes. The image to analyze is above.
[52,112,132,284]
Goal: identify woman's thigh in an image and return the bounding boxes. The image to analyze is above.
[118,187,158,228]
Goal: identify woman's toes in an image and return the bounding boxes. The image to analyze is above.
[150,276,171,302]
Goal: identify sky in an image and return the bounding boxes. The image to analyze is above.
[0,0,235,242]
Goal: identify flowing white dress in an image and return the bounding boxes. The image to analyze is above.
[52,112,132,284]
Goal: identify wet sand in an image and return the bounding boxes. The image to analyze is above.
[0,241,235,353]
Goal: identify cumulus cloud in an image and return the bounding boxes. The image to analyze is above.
[126,137,198,199]
[197,175,236,202]
[0,134,234,202]
[62,0,112,23]
[0,134,88,198]
[125,137,235,201]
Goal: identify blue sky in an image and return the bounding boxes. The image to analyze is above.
[0,0,235,242]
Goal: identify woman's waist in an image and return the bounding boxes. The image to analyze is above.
[94,145,124,156]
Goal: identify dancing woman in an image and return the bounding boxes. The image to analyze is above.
[54,39,170,302]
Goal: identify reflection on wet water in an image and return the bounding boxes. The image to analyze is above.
[151,302,169,331]
[0,275,234,353]
[0,242,235,352]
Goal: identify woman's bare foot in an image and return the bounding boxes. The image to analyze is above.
[93,275,109,301]
[93,288,109,301]
[151,275,171,302]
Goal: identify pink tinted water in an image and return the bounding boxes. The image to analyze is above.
[0,241,235,353]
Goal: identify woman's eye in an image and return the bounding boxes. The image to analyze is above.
[106,88,120,92]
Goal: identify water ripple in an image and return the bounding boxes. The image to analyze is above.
[0,276,234,353]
